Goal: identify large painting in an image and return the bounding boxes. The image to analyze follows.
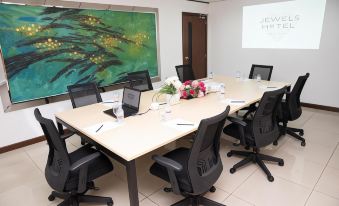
[0,3,158,103]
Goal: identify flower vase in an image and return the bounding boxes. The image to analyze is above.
[166,93,180,105]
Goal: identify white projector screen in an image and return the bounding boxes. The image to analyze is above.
[242,0,327,49]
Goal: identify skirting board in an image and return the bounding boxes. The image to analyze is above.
[1,102,338,154]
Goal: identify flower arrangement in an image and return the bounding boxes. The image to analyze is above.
[180,80,206,99]
[159,76,182,95]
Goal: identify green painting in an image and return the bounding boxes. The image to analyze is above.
[0,3,158,103]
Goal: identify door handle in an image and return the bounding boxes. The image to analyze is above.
[185,56,190,61]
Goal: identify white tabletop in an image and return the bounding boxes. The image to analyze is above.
[55,75,289,161]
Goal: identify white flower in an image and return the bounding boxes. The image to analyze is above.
[165,76,182,89]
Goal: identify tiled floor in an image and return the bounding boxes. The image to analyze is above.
[1,107,339,206]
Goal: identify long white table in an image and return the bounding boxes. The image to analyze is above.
[55,75,289,206]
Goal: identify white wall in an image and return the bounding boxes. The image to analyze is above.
[208,0,339,108]
[0,0,208,147]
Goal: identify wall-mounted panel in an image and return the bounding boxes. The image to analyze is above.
[0,3,159,103]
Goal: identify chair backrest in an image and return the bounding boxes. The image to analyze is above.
[67,82,102,108]
[249,64,273,81]
[127,70,153,92]
[175,64,196,82]
[287,73,310,120]
[34,108,71,192]
[187,106,230,195]
[252,87,286,147]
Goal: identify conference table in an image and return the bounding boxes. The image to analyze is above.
[55,75,289,206]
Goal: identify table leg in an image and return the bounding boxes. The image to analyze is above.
[126,160,139,206]
[57,122,64,135]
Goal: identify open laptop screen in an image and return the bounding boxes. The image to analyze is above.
[122,87,141,109]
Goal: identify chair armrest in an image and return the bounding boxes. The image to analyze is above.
[60,132,74,140]
[70,152,100,172]
[152,155,183,172]
[152,155,182,195]
[70,152,101,193]
[227,116,248,145]
[227,116,247,127]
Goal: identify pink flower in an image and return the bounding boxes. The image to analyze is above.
[189,89,195,95]
[184,80,191,86]
[201,86,206,92]
[198,81,205,87]
[192,80,199,88]
[181,90,187,98]
[179,85,185,91]
[198,91,205,98]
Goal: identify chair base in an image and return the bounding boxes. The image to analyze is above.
[227,149,284,182]
[171,195,225,206]
[49,191,113,206]
[275,125,305,147]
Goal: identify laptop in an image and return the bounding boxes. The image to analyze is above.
[104,87,141,118]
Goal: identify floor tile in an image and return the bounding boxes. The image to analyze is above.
[234,170,312,206]
[315,166,339,199]
[306,191,339,206]
[140,198,158,206]
[301,129,339,148]
[266,154,325,189]
[303,112,339,135]
[223,195,254,206]
[273,138,336,166]
[148,188,184,206]
[0,150,42,194]
[203,187,230,204]
[328,145,339,170]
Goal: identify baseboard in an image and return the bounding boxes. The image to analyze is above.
[301,102,339,113]
[0,135,46,154]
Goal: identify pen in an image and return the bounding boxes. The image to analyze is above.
[96,124,103,133]
[177,123,194,126]
[231,101,245,103]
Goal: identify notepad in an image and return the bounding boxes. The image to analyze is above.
[163,118,197,132]
[84,121,124,135]
[221,98,246,106]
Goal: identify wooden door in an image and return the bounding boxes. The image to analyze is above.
[182,12,207,79]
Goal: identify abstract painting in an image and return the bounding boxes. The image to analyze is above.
[0,3,158,103]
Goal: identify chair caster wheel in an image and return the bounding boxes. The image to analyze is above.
[230,168,236,174]
[273,141,278,146]
[227,152,233,157]
[107,201,113,206]
[164,187,173,193]
[278,160,284,166]
[209,186,216,193]
[268,176,274,182]
[301,141,306,147]
[48,194,55,201]
[245,146,250,150]
[300,131,304,136]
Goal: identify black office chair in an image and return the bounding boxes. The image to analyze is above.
[67,82,102,145]
[249,64,273,80]
[240,64,274,120]
[150,106,230,206]
[127,70,153,92]
[34,108,114,206]
[223,87,286,182]
[175,64,196,82]
[277,73,310,146]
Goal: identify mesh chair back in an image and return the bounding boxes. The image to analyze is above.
[188,106,230,195]
[287,73,310,120]
[175,65,196,82]
[252,87,286,147]
[34,108,71,192]
[127,70,153,92]
[67,82,102,108]
[249,64,273,81]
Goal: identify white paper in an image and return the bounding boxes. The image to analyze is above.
[84,121,123,135]
[101,102,114,108]
[221,98,246,106]
[163,118,197,132]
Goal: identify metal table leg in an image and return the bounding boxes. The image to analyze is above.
[126,160,139,206]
